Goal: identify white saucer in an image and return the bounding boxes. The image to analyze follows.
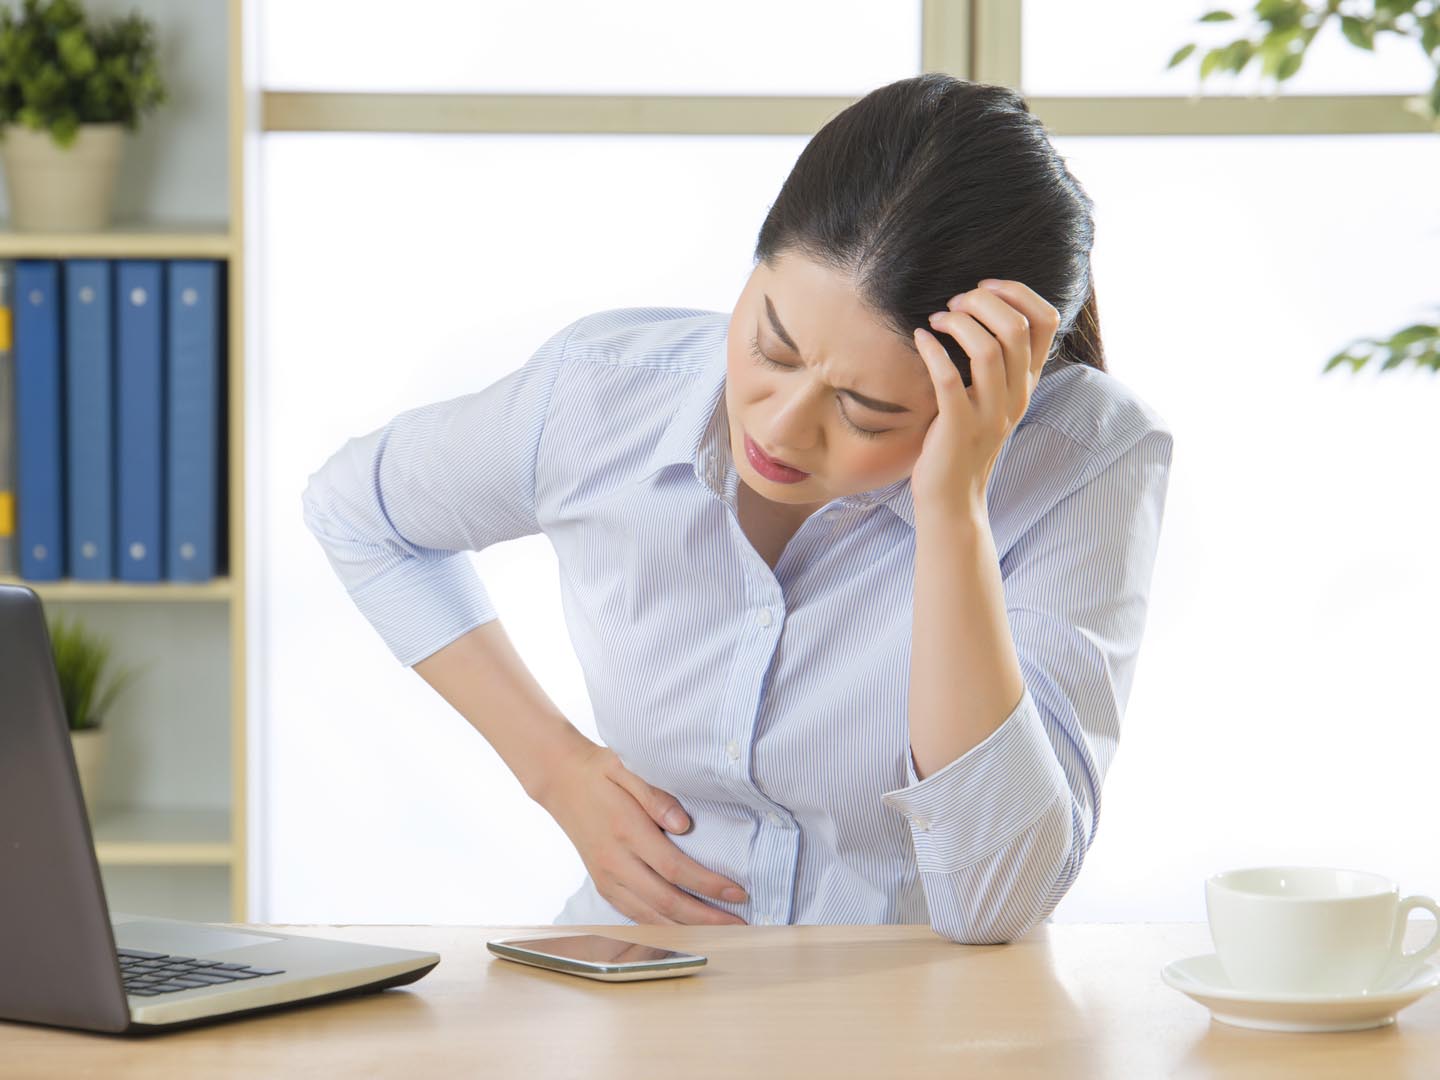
[1160,953,1440,1032]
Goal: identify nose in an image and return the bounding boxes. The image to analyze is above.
[763,383,826,454]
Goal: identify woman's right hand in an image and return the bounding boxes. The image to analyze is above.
[534,737,749,925]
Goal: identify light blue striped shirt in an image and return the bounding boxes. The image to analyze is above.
[301,306,1175,945]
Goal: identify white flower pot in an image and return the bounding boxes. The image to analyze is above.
[0,122,126,232]
[69,725,108,817]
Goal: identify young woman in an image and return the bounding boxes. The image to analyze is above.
[301,74,1175,945]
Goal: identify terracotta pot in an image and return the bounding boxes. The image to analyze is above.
[0,122,125,231]
[68,724,107,817]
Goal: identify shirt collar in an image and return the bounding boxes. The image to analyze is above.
[633,323,917,530]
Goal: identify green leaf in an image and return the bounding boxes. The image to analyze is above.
[1275,51,1304,80]
[1255,0,1292,18]
[55,24,94,75]
[1198,10,1237,22]
[1323,349,1367,373]
[1387,323,1440,349]
[1339,15,1376,51]
[1421,15,1439,57]
[1259,40,1290,79]
[1166,43,1198,69]
[50,110,77,146]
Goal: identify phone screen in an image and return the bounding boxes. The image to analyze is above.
[500,935,692,965]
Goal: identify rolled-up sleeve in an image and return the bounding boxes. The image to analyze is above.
[880,425,1175,945]
[300,316,585,667]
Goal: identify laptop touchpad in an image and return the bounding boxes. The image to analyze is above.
[113,920,285,955]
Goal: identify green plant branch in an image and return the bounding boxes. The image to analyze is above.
[1167,0,1440,375]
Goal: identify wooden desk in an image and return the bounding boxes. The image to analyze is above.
[3,922,1437,1077]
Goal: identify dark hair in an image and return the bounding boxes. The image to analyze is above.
[753,73,1105,386]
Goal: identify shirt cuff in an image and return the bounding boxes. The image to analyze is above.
[879,684,1071,873]
[348,552,499,667]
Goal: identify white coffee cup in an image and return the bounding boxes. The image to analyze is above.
[1205,866,1440,995]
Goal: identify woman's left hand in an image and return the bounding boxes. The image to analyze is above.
[909,278,1061,517]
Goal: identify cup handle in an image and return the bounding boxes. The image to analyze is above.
[1383,894,1440,984]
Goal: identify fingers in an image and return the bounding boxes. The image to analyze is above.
[611,764,692,835]
[936,292,1023,417]
[607,880,679,926]
[595,756,749,924]
[954,288,1027,414]
[632,827,749,907]
[597,852,745,925]
[914,323,983,422]
[601,760,748,921]
[975,279,1061,395]
[622,855,749,925]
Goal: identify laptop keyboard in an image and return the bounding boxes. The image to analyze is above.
[118,947,286,997]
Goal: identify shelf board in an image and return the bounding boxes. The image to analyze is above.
[0,220,233,258]
[91,806,233,866]
[0,576,234,603]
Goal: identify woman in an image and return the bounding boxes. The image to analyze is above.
[301,74,1174,945]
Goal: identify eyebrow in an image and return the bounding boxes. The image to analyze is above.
[763,294,911,414]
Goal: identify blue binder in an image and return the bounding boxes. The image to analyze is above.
[166,260,223,582]
[117,261,165,581]
[12,260,64,581]
[64,260,115,580]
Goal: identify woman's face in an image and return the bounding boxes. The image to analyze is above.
[725,251,938,515]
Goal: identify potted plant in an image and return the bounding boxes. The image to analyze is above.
[46,610,144,815]
[0,0,168,231]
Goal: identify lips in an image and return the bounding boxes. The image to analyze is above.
[744,433,810,482]
[752,440,804,473]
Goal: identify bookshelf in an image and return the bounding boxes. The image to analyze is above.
[0,0,247,921]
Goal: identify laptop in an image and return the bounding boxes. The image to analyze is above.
[0,583,440,1034]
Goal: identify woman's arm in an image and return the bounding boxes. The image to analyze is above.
[299,316,584,667]
[882,426,1175,945]
[908,507,1025,780]
[412,619,589,803]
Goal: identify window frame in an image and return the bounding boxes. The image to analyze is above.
[259,0,1429,137]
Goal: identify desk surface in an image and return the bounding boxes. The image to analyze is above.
[4,921,1438,1078]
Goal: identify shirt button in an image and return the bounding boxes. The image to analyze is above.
[765,811,781,826]
[913,816,931,832]
[756,915,773,926]
[755,608,773,627]
[823,510,841,522]
[725,740,741,762]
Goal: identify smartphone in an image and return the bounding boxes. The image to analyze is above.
[486,933,708,982]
